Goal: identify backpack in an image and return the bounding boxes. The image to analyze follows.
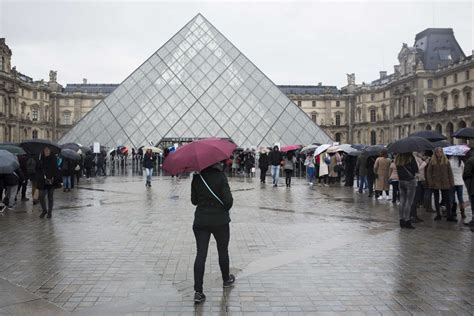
[26,157,36,175]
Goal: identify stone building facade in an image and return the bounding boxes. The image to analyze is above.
[1,28,473,145]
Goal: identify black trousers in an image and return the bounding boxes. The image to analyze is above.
[39,187,54,214]
[259,167,267,182]
[433,189,453,218]
[410,181,425,218]
[367,175,374,194]
[193,223,230,293]
[16,180,27,199]
[284,169,292,186]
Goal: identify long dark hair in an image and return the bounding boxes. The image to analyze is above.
[286,151,294,160]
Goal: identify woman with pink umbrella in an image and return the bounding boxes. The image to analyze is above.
[163,138,236,304]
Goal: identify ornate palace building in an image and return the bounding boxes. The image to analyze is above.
[1,28,473,145]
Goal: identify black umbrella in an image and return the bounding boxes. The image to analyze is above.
[60,149,81,161]
[431,140,451,148]
[61,143,81,151]
[0,150,20,174]
[20,139,60,156]
[0,144,27,156]
[363,145,386,156]
[388,137,434,154]
[409,130,447,142]
[452,127,474,139]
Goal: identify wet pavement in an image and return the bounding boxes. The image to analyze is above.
[0,171,473,315]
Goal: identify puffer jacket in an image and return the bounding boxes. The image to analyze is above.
[426,160,454,190]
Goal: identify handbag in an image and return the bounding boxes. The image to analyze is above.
[199,174,224,206]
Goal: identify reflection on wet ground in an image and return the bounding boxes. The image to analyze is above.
[0,172,473,315]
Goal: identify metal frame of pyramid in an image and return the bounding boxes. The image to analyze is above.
[59,14,332,148]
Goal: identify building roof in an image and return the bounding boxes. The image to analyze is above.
[278,85,340,95]
[64,84,119,94]
[414,28,465,70]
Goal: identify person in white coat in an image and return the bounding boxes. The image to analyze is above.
[449,155,466,219]
[318,152,329,186]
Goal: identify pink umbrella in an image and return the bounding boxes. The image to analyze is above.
[162,138,237,175]
[280,144,301,153]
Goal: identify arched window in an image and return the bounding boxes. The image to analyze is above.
[458,121,467,144]
[370,130,376,145]
[425,124,432,131]
[370,109,376,122]
[435,123,442,134]
[32,129,38,139]
[335,113,341,126]
[446,122,454,142]
[23,129,28,140]
[32,107,39,121]
[335,133,342,143]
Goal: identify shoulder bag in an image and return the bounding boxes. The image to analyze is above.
[199,174,224,206]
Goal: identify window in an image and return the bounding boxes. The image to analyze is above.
[0,56,3,72]
[32,130,38,139]
[443,96,448,108]
[438,49,452,61]
[443,77,447,86]
[427,98,434,113]
[370,131,376,145]
[371,94,375,101]
[32,108,38,121]
[33,91,38,99]
[40,92,43,100]
[335,114,341,126]
[427,79,433,88]
[454,94,459,107]
[412,99,416,115]
[370,109,376,122]
[311,112,317,123]
[336,101,340,107]
[383,91,386,99]
[312,100,316,107]
[335,133,341,143]
[21,103,26,114]
[466,70,470,80]
[454,73,458,83]
[62,111,71,125]
[466,91,472,106]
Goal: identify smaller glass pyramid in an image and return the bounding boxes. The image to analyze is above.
[60,14,332,148]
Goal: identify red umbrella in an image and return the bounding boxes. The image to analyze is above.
[162,138,236,175]
[280,144,301,153]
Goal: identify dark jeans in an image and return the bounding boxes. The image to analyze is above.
[259,168,267,182]
[16,180,27,199]
[410,181,425,219]
[39,187,55,214]
[193,224,230,293]
[433,189,453,218]
[391,180,399,203]
[284,169,293,186]
[367,175,374,195]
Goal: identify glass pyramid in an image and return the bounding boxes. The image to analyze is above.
[59,14,332,148]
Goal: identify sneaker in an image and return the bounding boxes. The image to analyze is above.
[0,204,5,213]
[223,274,235,288]
[376,196,383,200]
[194,292,206,304]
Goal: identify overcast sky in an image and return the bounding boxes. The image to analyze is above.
[0,0,472,88]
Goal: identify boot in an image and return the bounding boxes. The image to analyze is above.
[39,211,47,218]
[452,202,457,217]
[404,220,415,229]
[460,208,466,219]
[399,219,405,228]
[47,210,52,219]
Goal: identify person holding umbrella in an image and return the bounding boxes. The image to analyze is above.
[162,138,237,303]
[426,147,455,222]
[395,153,419,229]
[36,147,60,219]
[462,152,474,227]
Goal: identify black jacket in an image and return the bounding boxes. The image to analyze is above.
[396,158,419,181]
[143,154,156,169]
[191,167,233,226]
[269,150,283,166]
[4,168,24,186]
[60,158,75,177]
[258,153,269,170]
[36,154,59,190]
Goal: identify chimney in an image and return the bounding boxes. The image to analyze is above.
[83,78,87,84]
[318,82,322,86]
[379,71,387,79]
